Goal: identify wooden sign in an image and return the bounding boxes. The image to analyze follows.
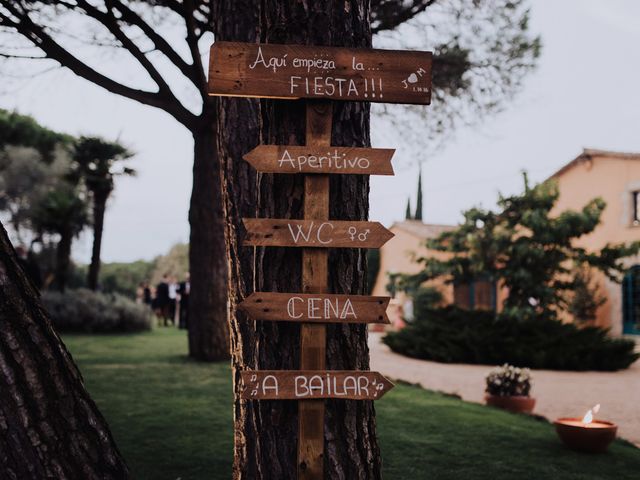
[241,370,394,400]
[243,218,394,249]
[243,145,394,175]
[239,292,390,324]
[208,41,432,105]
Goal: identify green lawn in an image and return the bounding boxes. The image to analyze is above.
[64,329,640,479]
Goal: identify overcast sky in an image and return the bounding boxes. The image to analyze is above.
[2,0,639,263]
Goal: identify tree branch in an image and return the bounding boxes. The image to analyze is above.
[183,0,207,100]
[371,0,439,33]
[0,3,198,130]
[108,0,199,85]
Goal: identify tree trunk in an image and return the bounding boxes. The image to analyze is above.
[55,225,73,293]
[0,221,129,479]
[214,2,381,478]
[87,189,109,291]
[187,103,230,361]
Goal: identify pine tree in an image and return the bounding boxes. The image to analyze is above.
[405,197,412,220]
[414,167,423,221]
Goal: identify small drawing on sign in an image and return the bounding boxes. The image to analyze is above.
[348,227,370,242]
[401,67,427,89]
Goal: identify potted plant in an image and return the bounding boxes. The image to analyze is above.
[485,363,535,414]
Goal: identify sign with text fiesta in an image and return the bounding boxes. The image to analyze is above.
[208,42,432,104]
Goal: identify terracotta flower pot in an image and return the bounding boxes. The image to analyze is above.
[554,418,617,453]
[484,394,536,414]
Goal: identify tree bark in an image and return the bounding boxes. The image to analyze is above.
[87,189,109,291]
[214,2,381,478]
[188,102,230,361]
[0,221,129,479]
[55,225,72,293]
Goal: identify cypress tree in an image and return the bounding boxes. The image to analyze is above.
[414,167,423,221]
[405,197,412,220]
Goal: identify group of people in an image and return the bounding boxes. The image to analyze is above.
[137,273,190,329]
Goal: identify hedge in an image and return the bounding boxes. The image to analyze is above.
[383,307,639,371]
[42,288,152,333]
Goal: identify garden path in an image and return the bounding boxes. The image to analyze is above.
[369,332,640,446]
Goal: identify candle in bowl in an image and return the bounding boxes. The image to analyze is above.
[554,405,617,453]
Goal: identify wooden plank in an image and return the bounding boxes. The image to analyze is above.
[243,218,394,249]
[239,292,391,324]
[299,101,332,480]
[243,145,395,175]
[208,41,432,105]
[241,370,395,401]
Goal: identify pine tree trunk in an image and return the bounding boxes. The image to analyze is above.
[214,2,382,478]
[187,103,230,361]
[87,190,109,291]
[55,225,73,293]
[0,221,129,479]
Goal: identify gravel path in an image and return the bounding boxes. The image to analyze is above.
[369,332,640,445]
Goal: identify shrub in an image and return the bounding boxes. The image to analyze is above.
[42,288,152,333]
[383,306,639,371]
[485,364,532,397]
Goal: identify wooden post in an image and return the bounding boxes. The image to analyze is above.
[298,100,332,479]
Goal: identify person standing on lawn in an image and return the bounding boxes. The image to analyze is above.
[178,272,190,329]
[155,274,171,326]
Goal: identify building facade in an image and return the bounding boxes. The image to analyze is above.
[373,149,640,336]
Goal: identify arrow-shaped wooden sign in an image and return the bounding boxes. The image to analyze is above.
[241,370,394,400]
[243,146,395,175]
[208,42,432,105]
[243,218,394,249]
[238,292,390,324]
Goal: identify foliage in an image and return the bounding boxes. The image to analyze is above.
[43,288,152,333]
[68,260,156,298]
[383,307,640,371]
[99,260,156,298]
[485,363,532,397]
[412,286,443,319]
[373,0,541,153]
[0,109,72,161]
[414,169,423,220]
[404,174,640,321]
[568,267,607,323]
[63,329,640,480]
[404,198,412,220]
[150,243,188,284]
[0,110,74,243]
[366,249,380,294]
[0,146,51,241]
[31,181,87,239]
[70,136,135,196]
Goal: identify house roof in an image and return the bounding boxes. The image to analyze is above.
[549,148,640,179]
[391,220,455,239]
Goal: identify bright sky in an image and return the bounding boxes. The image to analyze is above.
[2,0,639,263]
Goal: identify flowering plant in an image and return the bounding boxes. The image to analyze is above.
[485,363,532,397]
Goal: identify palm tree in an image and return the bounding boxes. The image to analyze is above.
[72,136,134,290]
[32,182,87,292]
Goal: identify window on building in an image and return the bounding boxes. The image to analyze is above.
[633,191,640,225]
[453,279,497,311]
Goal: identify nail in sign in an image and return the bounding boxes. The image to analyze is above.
[243,146,394,175]
[239,292,390,324]
[208,42,432,105]
[243,219,394,249]
[241,370,395,400]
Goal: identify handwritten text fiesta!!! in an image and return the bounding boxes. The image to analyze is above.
[248,45,422,99]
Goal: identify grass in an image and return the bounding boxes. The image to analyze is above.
[64,328,640,479]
